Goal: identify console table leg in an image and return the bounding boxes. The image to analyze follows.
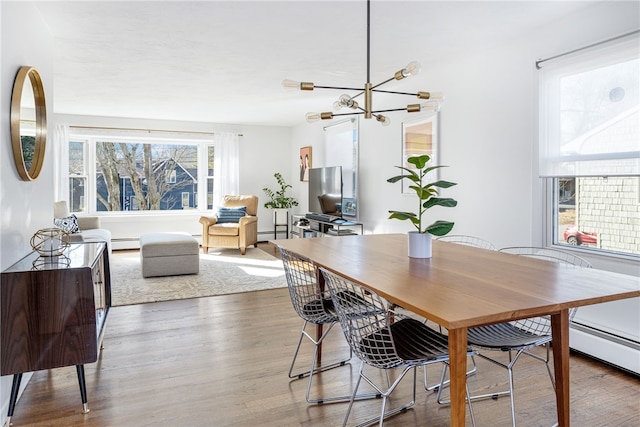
[76,365,90,414]
[7,373,23,426]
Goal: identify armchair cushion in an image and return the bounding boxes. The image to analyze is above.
[216,206,247,223]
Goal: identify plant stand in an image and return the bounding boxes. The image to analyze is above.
[273,209,289,239]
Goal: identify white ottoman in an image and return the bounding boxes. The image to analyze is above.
[139,232,199,278]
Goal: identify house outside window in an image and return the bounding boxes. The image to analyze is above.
[539,33,639,257]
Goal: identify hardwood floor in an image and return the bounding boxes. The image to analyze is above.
[7,244,639,426]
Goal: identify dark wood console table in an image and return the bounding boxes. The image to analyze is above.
[1,242,111,424]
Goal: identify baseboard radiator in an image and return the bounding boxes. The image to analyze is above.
[570,322,640,375]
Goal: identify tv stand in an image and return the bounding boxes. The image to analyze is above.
[291,214,363,238]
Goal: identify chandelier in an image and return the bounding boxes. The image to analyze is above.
[282,0,443,126]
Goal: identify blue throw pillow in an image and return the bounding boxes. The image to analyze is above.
[216,206,247,223]
[54,214,81,233]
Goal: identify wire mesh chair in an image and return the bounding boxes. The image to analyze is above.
[436,246,592,427]
[321,267,477,427]
[280,247,380,404]
[437,234,497,250]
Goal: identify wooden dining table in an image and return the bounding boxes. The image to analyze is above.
[272,234,640,426]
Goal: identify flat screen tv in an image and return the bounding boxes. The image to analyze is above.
[308,166,343,217]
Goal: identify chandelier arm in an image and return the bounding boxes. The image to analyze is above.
[371,107,412,114]
[372,89,421,96]
[313,85,365,91]
[370,77,397,90]
[332,111,366,117]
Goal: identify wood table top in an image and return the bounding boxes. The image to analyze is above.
[273,234,640,329]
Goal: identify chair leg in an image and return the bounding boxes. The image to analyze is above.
[425,356,477,392]
[289,320,379,404]
[349,366,417,427]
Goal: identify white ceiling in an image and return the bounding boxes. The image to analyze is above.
[34,1,596,127]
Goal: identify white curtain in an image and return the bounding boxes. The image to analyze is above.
[213,132,240,206]
[53,124,70,202]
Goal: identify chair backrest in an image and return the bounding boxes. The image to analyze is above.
[499,246,592,268]
[222,195,258,216]
[279,247,335,325]
[498,246,592,334]
[437,235,496,250]
[320,267,404,370]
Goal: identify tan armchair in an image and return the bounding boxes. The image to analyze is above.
[199,195,259,255]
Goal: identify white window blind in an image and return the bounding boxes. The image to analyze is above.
[539,33,640,177]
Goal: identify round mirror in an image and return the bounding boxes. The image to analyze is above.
[10,66,47,181]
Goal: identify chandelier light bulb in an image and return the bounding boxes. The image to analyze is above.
[282,79,301,90]
[306,112,321,123]
[333,100,344,110]
[402,61,421,77]
[376,115,391,126]
[419,101,441,113]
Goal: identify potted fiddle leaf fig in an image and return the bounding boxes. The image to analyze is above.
[387,154,457,258]
[263,173,298,226]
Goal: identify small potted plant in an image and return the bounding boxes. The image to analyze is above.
[263,172,299,226]
[387,154,457,258]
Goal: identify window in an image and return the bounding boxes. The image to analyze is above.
[539,33,639,256]
[69,140,88,213]
[67,128,215,213]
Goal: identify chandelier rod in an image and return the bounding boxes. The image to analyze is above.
[366,0,371,84]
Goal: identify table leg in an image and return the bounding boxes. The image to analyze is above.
[448,327,468,427]
[551,309,570,427]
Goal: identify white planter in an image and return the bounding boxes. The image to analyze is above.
[408,231,432,259]
[273,209,289,226]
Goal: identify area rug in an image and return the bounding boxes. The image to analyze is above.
[109,248,287,306]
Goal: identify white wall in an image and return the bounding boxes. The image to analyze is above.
[290,1,640,251]
[1,2,55,424]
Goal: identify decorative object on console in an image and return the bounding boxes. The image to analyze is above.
[282,0,443,126]
[387,154,457,258]
[10,66,47,181]
[30,227,70,257]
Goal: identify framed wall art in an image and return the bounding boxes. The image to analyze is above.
[299,146,312,182]
[401,114,438,194]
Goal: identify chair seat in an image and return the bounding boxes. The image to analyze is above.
[467,323,551,351]
[361,318,469,367]
[302,298,338,324]
[209,223,240,236]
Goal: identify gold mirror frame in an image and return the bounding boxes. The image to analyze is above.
[10,66,47,181]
